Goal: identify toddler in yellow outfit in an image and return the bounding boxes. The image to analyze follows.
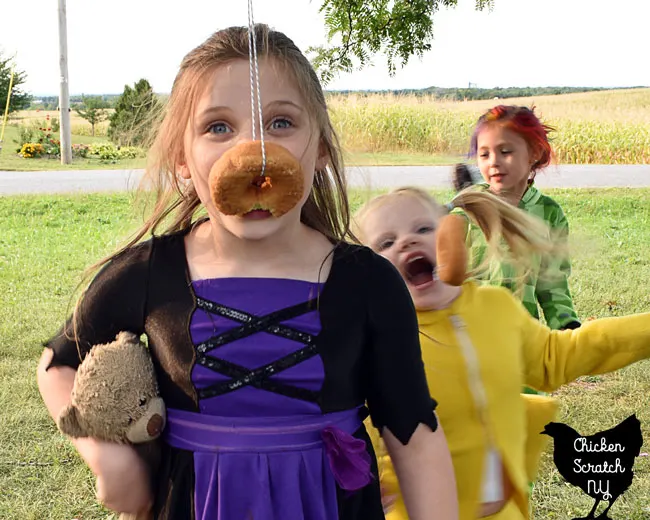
[355,187,650,520]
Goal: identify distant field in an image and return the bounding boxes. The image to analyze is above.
[433,88,650,124]
[10,109,113,137]
[328,88,650,164]
[3,88,649,170]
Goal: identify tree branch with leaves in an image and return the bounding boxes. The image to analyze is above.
[308,0,494,84]
[0,52,31,114]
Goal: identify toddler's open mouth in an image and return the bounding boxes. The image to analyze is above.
[403,255,436,288]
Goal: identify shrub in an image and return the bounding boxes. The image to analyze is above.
[49,115,60,132]
[14,126,38,151]
[108,79,161,147]
[89,142,119,161]
[43,138,61,157]
[14,121,61,157]
[72,143,90,158]
[116,146,145,159]
[19,143,45,158]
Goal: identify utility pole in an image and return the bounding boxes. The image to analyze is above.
[58,0,72,164]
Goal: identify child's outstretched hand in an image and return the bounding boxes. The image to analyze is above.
[92,441,152,515]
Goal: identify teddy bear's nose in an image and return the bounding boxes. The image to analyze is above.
[147,414,164,437]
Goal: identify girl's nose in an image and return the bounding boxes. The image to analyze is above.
[399,235,418,250]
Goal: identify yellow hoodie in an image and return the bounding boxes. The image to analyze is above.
[372,281,650,520]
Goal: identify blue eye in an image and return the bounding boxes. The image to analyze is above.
[270,118,292,130]
[208,122,231,134]
[417,226,434,234]
[377,239,394,251]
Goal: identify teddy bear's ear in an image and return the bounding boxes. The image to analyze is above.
[57,404,87,438]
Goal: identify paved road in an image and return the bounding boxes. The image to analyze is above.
[1,164,649,195]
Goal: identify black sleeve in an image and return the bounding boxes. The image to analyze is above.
[364,251,438,445]
[44,240,153,371]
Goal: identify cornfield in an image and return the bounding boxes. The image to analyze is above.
[327,88,650,164]
[12,110,112,138]
[12,88,650,164]
[70,123,109,137]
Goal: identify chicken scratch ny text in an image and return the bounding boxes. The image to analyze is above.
[574,437,626,453]
[574,459,625,474]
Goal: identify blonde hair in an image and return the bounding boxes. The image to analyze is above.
[69,24,352,347]
[353,186,559,290]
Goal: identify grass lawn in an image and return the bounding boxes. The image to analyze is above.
[1,188,649,519]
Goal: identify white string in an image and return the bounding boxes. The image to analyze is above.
[247,0,267,177]
[246,13,257,141]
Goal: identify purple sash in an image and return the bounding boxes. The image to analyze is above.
[164,407,374,520]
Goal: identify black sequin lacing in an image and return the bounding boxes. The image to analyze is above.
[194,297,320,402]
[195,297,317,354]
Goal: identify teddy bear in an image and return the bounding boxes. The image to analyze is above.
[57,331,165,520]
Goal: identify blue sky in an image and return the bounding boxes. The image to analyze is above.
[2,0,649,96]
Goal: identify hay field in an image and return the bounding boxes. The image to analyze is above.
[11,109,113,137]
[9,88,650,164]
[328,88,650,164]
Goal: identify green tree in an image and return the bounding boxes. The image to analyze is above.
[310,0,494,84]
[108,79,160,147]
[75,96,109,136]
[0,53,31,114]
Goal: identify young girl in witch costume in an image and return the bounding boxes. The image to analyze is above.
[36,25,457,520]
[355,187,650,520]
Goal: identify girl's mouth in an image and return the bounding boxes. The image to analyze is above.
[404,255,436,289]
[243,209,273,220]
[242,203,273,220]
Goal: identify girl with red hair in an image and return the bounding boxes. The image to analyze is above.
[451,107,582,496]
[454,105,580,333]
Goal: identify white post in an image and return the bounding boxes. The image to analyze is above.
[58,0,72,164]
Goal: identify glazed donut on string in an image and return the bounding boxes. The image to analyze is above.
[435,214,469,286]
[208,140,305,217]
[206,0,306,220]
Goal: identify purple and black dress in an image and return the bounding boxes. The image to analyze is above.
[46,229,438,520]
